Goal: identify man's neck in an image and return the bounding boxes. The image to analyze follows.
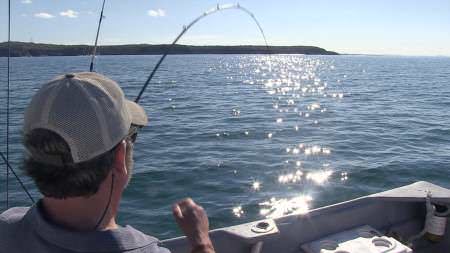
[41,175,120,231]
[42,198,117,231]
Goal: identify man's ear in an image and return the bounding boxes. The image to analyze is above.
[113,140,127,177]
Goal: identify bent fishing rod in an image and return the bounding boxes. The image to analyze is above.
[3,2,269,207]
[134,3,271,103]
[4,0,35,206]
[89,0,107,72]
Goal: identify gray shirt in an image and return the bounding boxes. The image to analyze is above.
[0,203,170,253]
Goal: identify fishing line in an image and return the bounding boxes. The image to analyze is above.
[2,0,108,208]
[0,152,35,204]
[89,0,107,72]
[2,0,35,207]
[2,2,270,208]
[135,3,271,103]
[6,0,11,209]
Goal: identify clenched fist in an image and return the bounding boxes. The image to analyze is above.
[172,198,215,253]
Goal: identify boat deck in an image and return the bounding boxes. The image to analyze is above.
[162,181,450,253]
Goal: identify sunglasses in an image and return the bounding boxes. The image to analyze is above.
[127,125,140,143]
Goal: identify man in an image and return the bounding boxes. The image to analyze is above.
[0,72,215,253]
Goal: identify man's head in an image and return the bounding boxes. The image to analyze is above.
[22,72,147,199]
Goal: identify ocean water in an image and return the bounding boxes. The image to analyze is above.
[0,54,449,239]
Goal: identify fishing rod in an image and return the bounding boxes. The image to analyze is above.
[2,2,269,207]
[135,3,271,103]
[3,0,35,207]
[89,0,107,72]
[0,152,35,204]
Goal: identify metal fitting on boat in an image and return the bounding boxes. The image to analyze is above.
[251,220,275,233]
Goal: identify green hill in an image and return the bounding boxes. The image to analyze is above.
[0,42,338,57]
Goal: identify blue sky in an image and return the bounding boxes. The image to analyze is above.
[1,0,450,56]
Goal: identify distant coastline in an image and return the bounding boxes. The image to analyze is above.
[0,42,338,57]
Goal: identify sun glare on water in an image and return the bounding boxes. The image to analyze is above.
[252,181,261,191]
[232,206,244,218]
[220,56,346,221]
[306,170,333,184]
[259,195,313,218]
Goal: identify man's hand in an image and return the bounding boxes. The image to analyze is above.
[172,198,215,253]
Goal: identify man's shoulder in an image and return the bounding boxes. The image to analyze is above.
[139,242,171,253]
[0,206,31,252]
[0,207,171,253]
[0,206,30,224]
[115,225,171,253]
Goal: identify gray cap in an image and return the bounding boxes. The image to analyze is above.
[23,72,148,163]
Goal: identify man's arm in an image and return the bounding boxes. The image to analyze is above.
[172,198,215,253]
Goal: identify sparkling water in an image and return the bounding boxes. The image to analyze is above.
[0,54,449,239]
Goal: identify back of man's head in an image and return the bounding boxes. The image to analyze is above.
[24,128,117,198]
[22,72,148,199]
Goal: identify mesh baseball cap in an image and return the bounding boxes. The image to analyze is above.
[23,72,148,164]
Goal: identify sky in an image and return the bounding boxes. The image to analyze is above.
[1,0,450,56]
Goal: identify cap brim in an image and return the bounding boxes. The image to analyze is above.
[125,100,148,127]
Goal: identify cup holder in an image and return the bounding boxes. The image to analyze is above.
[357,228,380,238]
[319,240,338,251]
[372,237,395,252]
